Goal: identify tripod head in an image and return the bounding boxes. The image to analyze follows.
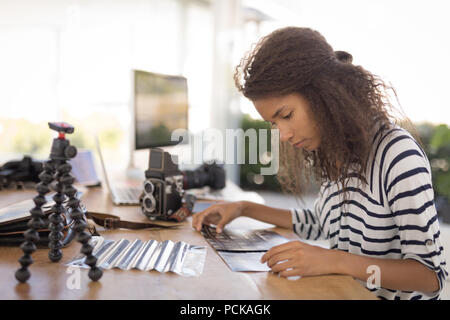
[48,122,77,160]
[48,122,74,139]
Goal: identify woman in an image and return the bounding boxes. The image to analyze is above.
[192,27,447,300]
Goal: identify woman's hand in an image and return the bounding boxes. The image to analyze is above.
[192,201,244,233]
[260,241,337,277]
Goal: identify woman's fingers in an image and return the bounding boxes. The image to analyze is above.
[192,206,221,231]
[279,268,302,278]
[192,208,208,231]
[215,220,226,233]
[192,201,243,234]
[261,241,302,263]
[264,250,295,268]
[194,211,209,231]
[269,258,296,273]
[260,241,308,275]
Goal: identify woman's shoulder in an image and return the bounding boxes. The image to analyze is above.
[372,123,427,162]
[370,123,431,189]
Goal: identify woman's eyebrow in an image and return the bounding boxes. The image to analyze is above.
[271,106,286,120]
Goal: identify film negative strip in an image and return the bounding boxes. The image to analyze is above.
[66,236,206,277]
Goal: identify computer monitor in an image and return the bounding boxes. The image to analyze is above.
[132,70,189,150]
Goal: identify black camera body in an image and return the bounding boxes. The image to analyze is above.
[0,156,44,190]
[183,162,226,190]
[140,148,226,221]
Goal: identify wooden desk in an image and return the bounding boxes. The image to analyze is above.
[0,185,377,300]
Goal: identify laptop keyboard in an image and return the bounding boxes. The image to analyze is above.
[113,187,142,203]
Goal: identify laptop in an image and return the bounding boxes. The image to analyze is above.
[95,137,142,205]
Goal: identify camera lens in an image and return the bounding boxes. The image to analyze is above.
[143,196,155,212]
[182,163,225,190]
[144,181,154,194]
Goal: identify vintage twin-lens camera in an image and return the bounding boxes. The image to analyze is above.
[140,148,225,221]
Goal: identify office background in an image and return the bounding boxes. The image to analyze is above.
[0,1,449,295]
[1,0,449,160]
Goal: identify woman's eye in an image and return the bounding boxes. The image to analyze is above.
[282,112,293,120]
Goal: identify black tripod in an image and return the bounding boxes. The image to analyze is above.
[15,122,102,283]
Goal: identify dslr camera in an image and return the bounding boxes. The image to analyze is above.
[140,148,225,221]
[0,156,44,190]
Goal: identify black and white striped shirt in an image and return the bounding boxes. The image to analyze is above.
[291,124,448,300]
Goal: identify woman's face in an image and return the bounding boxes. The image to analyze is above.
[253,93,321,151]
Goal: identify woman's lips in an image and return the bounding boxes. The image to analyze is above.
[294,139,307,148]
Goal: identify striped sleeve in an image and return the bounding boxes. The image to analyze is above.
[291,197,326,241]
[382,132,448,294]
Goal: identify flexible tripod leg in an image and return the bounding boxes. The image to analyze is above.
[15,161,54,283]
[59,162,103,281]
[48,161,65,262]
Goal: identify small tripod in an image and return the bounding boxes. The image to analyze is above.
[15,122,102,283]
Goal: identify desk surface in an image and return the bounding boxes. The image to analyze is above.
[0,184,377,300]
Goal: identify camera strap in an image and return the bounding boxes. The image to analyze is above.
[85,194,196,229]
[85,211,182,230]
[167,207,191,222]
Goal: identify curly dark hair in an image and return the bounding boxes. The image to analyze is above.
[234,27,405,198]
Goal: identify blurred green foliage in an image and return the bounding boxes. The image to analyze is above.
[239,114,281,191]
[9,119,52,156]
[416,123,450,200]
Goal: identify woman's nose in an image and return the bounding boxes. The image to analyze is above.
[278,126,293,143]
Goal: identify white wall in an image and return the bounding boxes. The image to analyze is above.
[0,0,216,167]
[241,0,450,125]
